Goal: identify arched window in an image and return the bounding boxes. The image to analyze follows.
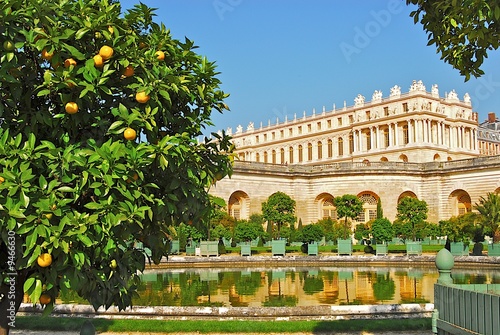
[357,193,378,223]
[366,131,371,150]
[383,128,389,147]
[272,150,276,164]
[298,145,303,162]
[349,134,354,153]
[229,198,241,220]
[327,139,333,157]
[338,137,344,156]
[403,125,409,144]
[289,146,294,163]
[322,199,337,220]
[264,151,268,163]
[307,143,313,161]
[317,141,322,160]
[280,148,285,164]
[458,193,472,215]
[256,153,260,162]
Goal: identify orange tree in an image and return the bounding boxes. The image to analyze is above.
[0,0,233,333]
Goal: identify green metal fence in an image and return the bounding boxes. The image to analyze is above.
[434,283,500,335]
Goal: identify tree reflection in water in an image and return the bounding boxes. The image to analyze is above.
[57,267,498,307]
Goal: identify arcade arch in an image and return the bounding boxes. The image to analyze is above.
[448,189,472,216]
[398,191,417,203]
[357,191,379,223]
[228,191,250,220]
[315,193,337,220]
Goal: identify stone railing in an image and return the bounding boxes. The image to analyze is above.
[233,155,500,175]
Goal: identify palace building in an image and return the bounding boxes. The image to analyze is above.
[210,80,500,227]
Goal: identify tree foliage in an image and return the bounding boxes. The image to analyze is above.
[396,197,428,241]
[439,212,479,243]
[298,224,324,243]
[261,191,296,239]
[233,220,264,242]
[0,0,233,330]
[371,218,393,244]
[333,194,363,239]
[407,0,500,80]
[474,192,500,242]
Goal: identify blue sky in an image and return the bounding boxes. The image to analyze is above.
[120,0,500,134]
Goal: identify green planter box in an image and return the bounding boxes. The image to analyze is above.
[337,239,352,256]
[450,242,469,256]
[241,243,251,256]
[375,243,388,256]
[169,240,180,254]
[308,242,318,256]
[488,243,500,256]
[200,241,219,257]
[406,241,422,255]
[271,239,286,256]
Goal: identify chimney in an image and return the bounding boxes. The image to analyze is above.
[488,112,496,123]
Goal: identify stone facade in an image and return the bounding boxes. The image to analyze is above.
[210,81,500,227]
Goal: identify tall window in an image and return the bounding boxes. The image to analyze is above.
[307,143,313,161]
[289,146,294,163]
[403,125,409,144]
[272,150,276,164]
[349,134,354,153]
[280,148,285,163]
[357,193,378,223]
[338,137,344,156]
[322,199,337,219]
[298,145,303,162]
[383,128,389,147]
[317,141,322,160]
[256,153,260,162]
[229,198,241,220]
[328,139,333,157]
[458,193,472,215]
[264,151,268,163]
[403,103,409,112]
[366,131,371,150]
[384,107,389,116]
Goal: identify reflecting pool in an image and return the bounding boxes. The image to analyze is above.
[133,266,500,307]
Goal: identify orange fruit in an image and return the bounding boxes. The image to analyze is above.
[155,50,165,60]
[126,172,139,183]
[3,40,15,52]
[0,176,4,183]
[124,127,137,141]
[108,26,114,35]
[123,65,134,77]
[65,102,78,114]
[41,49,53,61]
[99,45,114,60]
[64,58,77,68]
[93,54,104,68]
[39,294,51,305]
[37,253,53,267]
[135,91,150,104]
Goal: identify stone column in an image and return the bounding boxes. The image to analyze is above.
[394,123,399,146]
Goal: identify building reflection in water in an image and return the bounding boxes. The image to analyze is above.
[56,266,500,307]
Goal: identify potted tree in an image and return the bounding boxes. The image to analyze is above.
[234,221,265,256]
[475,192,500,256]
[439,213,477,256]
[396,197,428,255]
[299,224,324,256]
[334,194,363,255]
[262,191,296,256]
[371,218,393,256]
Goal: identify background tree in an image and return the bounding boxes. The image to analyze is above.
[371,218,394,244]
[407,0,500,80]
[439,212,479,243]
[298,224,324,244]
[333,194,363,239]
[261,191,296,239]
[376,198,383,219]
[396,197,428,241]
[0,0,233,333]
[233,220,265,243]
[354,223,371,243]
[315,217,336,242]
[474,192,500,242]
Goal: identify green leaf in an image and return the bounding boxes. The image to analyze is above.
[78,234,93,247]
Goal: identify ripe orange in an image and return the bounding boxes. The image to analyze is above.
[64,58,77,68]
[108,26,114,35]
[65,102,78,114]
[155,50,165,60]
[99,45,114,60]
[126,172,139,183]
[41,49,53,61]
[124,127,137,141]
[37,253,53,267]
[123,65,134,77]
[39,294,51,305]
[135,91,150,104]
[0,176,4,183]
[93,54,104,68]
